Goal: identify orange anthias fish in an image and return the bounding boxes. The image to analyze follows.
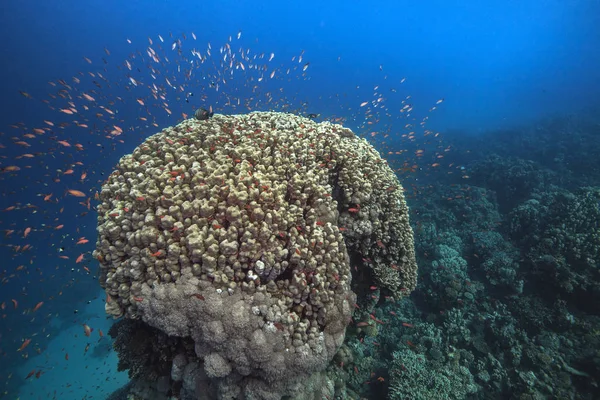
[32,301,44,312]
[75,253,84,263]
[18,338,31,352]
[83,324,92,337]
[67,189,86,197]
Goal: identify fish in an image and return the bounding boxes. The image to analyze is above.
[75,253,85,263]
[17,338,31,352]
[32,302,44,312]
[67,189,86,197]
[194,107,214,121]
[83,324,92,337]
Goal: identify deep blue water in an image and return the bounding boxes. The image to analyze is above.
[1,1,599,399]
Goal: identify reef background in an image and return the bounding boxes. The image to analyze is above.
[1,0,600,399]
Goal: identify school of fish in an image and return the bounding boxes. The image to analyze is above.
[0,29,452,398]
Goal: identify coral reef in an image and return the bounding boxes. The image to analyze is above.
[95,111,417,399]
[509,186,600,308]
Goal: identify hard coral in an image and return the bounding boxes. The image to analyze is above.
[95,112,417,399]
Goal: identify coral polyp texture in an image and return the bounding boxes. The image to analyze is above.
[94,111,417,399]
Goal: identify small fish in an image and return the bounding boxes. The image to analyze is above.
[83,324,92,337]
[67,189,86,197]
[75,253,84,263]
[32,301,44,312]
[18,338,31,352]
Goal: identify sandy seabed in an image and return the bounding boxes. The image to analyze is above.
[16,292,129,400]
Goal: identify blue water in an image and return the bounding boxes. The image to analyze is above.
[1,1,599,399]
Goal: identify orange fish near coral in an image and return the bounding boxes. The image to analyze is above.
[67,189,86,197]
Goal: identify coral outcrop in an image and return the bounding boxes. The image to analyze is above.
[95,111,417,399]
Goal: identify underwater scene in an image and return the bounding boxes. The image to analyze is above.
[1,1,599,399]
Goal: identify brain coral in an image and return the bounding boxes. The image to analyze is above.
[94,111,417,398]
